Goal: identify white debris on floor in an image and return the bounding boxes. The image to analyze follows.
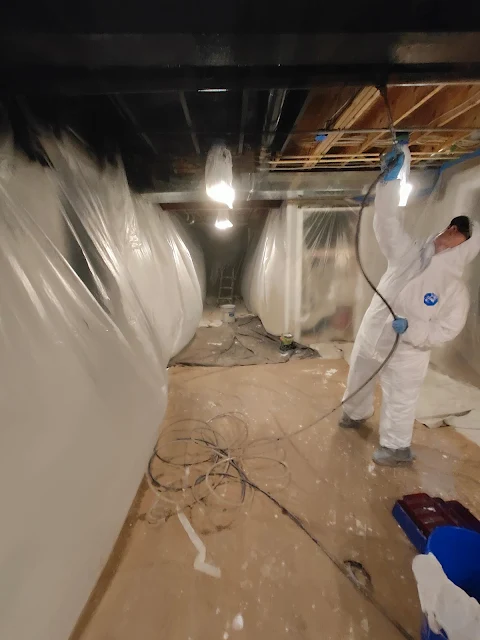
[416,369,480,445]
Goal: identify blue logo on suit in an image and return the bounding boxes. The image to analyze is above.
[424,293,439,306]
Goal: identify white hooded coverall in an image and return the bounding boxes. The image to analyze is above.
[343,181,480,449]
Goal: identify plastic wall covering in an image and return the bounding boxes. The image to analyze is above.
[242,205,358,342]
[242,162,480,383]
[300,208,357,343]
[355,162,480,378]
[241,208,288,336]
[0,133,204,640]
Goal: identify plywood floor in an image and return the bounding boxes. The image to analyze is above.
[73,359,480,640]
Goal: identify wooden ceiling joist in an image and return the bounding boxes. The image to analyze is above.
[338,85,446,167]
[270,82,480,172]
[301,87,380,169]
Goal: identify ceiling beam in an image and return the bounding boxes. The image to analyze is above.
[5,33,480,94]
[301,87,379,168]
[337,84,445,166]
[4,33,480,69]
[179,91,200,155]
[409,87,480,151]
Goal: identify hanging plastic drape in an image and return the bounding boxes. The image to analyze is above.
[0,133,204,640]
[242,204,357,342]
[242,161,480,384]
[355,160,480,379]
[241,207,288,336]
[300,207,357,343]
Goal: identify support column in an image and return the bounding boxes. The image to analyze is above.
[284,202,303,341]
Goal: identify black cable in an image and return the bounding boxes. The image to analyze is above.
[148,416,415,640]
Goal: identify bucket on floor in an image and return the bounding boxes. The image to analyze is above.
[421,526,480,639]
[221,304,236,324]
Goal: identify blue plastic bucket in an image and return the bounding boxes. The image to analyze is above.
[421,526,480,639]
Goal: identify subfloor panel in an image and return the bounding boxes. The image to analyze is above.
[73,359,480,640]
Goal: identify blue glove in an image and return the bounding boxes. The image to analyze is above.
[392,317,408,334]
[381,147,404,181]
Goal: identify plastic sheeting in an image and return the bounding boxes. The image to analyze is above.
[242,204,357,341]
[300,208,357,341]
[242,206,291,337]
[0,134,204,640]
[355,161,480,379]
[242,161,480,384]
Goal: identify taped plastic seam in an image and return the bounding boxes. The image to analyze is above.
[0,133,204,640]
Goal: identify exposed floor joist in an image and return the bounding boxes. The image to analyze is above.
[271,83,480,172]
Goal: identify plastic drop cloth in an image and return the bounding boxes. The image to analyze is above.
[0,133,204,640]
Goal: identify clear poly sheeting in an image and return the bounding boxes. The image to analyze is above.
[241,207,290,336]
[300,208,357,342]
[42,135,205,361]
[0,134,204,640]
[242,204,358,341]
[355,161,480,380]
[243,160,480,386]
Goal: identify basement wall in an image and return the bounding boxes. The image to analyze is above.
[0,135,204,640]
[354,162,480,377]
[243,163,480,380]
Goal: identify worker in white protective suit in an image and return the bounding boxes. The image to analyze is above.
[340,145,480,466]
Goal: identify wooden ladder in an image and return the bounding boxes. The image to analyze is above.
[217,266,235,305]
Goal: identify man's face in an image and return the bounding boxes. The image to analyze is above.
[434,225,467,253]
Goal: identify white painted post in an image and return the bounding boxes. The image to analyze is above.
[284,202,303,341]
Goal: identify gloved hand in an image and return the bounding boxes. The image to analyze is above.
[381,146,404,181]
[392,317,408,334]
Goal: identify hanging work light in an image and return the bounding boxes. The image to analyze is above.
[214,213,233,230]
[205,143,235,210]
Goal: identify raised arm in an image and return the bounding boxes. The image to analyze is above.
[373,181,415,264]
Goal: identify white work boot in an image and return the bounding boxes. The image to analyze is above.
[339,413,365,429]
[372,446,415,467]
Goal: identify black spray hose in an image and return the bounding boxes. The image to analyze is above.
[340,85,401,408]
[277,100,401,441]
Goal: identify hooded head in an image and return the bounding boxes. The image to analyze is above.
[434,216,471,253]
[432,219,480,277]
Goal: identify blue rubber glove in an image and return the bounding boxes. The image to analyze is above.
[381,147,404,181]
[392,317,408,334]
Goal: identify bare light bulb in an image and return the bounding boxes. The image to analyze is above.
[206,181,235,209]
[215,217,233,230]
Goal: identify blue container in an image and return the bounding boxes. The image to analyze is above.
[421,526,480,639]
[392,500,428,552]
